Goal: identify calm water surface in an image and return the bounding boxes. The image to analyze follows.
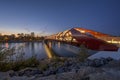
[0,42,78,60]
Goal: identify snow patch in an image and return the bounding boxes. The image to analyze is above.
[88,48,120,60]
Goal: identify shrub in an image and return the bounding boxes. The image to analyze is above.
[78,44,89,61]
[38,63,48,71]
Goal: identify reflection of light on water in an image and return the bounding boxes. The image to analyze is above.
[5,43,9,48]
[44,43,52,58]
[48,42,52,48]
[58,42,60,48]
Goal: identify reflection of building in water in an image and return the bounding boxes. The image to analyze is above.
[58,42,61,48]
[25,42,30,47]
[25,42,31,51]
[31,42,35,56]
[48,42,52,48]
[5,43,9,48]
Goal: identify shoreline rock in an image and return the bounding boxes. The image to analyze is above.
[0,57,119,80]
[8,57,113,77]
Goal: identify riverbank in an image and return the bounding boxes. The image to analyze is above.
[0,57,119,80]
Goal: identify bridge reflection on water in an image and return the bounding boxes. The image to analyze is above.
[0,42,84,60]
[44,42,58,58]
[44,41,97,59]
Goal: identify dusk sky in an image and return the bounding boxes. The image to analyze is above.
[0,0,120,36]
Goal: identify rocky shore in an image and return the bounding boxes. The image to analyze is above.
[0,57,120,80]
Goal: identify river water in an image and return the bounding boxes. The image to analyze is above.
[0,42,79,60]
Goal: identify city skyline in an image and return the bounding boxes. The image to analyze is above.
[0,0,120,36]
[0,32,40,37]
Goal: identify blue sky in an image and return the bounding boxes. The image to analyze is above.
[0,0,120,36]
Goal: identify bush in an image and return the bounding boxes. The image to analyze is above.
[0,56,39,71]
[38,63,48,71]
[78,45,89,61]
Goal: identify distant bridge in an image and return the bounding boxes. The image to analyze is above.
[45,28,118,51]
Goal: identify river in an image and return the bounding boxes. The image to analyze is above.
[0,42,80,60]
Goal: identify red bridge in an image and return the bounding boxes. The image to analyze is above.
[45,28,118,51]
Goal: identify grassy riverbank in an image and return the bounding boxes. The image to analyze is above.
[0,44,89,72]
[0,45,119,80]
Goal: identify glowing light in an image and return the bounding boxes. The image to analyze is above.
[107,41,111,43]
[80,30,85,33]
[107,40,120,44]
[73,38,77,42]
[69,32,72,35]
[75,28,85,33]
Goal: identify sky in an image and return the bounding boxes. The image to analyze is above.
[0,0,120,36]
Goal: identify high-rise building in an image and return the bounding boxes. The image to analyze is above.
[31,32,35,37]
